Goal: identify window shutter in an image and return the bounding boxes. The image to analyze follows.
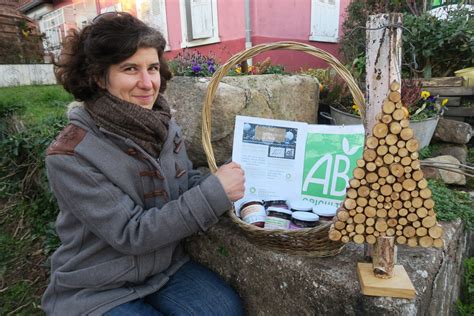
[310,0,340,43]
[185,0,213,40]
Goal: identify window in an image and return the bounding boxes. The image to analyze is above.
[39,5,75,56]
[179,0,219,48]
[136,0,169,49]
[310,0,340,43]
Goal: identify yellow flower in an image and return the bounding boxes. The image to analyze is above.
[421,91,430,100]
[352,104,359,115]
[235,67,241,74]
[442,98,448,107]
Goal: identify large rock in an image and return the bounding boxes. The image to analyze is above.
[433,118,472,144]
[164,75,319,167]
[185,217,467,315]
[431,143,468,164]
[425,155,466,185]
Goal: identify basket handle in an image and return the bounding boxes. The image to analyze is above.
[202,41,366,172]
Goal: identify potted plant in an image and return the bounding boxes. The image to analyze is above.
[321,78,446,148]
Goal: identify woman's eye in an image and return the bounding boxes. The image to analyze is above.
[124,67,137,72]
[149,65,160,72]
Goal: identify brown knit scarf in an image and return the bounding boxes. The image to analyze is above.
[85,92,171,157]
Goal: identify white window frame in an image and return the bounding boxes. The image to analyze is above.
[179,0,220,48]
[136,0,170,51]
[38,5,75,56]
[309,0,341,43]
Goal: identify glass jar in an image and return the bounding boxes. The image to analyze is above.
[313,206,337,222]
[289,211,320,229]
[287,199,313,212]
[263,199,288,210]
[240,199,266,227]
[264,207,292,230]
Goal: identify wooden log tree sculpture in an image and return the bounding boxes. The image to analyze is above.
[329,81,444,281]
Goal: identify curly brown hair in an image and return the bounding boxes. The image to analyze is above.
[54,12,172,101]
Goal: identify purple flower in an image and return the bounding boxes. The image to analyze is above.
[427,96,436,102]
[208,65,215,73]
[207,59,215,66]
[191,63,201,73]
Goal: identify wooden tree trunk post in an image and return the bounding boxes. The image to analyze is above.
[372,236,397,279]
[364,13,403,135]
[365,13,403,278]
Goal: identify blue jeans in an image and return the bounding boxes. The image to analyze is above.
[104,261,244,315]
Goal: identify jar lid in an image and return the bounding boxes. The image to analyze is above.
[240,198,263,206]
[288,199,313,211]
[312,205,337,217]
[292,211,319,222]
[267,207,292,216]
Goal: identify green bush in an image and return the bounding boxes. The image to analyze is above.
[457,257,474,316]
[339,2,474,79]
[429,180,474,229]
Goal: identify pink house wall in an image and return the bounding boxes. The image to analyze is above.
[51,0,350,71]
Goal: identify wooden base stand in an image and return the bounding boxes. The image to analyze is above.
[357,263,416,299]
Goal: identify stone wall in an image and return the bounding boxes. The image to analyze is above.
[185,218,468,315]
[0,64,55,87]
[164,74,320,167]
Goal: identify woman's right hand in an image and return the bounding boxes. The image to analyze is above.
[215,162,245,202]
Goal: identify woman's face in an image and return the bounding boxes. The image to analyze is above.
[105,47,161,110]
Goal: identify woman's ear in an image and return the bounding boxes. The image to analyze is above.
[95,75,107,89]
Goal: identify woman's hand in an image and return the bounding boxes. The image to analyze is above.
[215,162,245,202]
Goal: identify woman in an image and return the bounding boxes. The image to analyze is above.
[43,12,245,316]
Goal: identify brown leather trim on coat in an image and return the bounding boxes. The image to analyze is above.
[139,170,165,180]
[175,162,186,178]
[144,189,168,201]
[47,124,87,156]
[173,140,183,154]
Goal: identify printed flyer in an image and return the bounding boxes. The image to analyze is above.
[232,115,365,215]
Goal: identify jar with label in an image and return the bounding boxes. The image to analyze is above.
[264,207,292,230]
[313,207,336,222]
[289,211,320,230]
[264,199,288,210]
[287,199,313,212]
[239,199,266,227]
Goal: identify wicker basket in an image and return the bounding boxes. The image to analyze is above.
[201,41,366,257]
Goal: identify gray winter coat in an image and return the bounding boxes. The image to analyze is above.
[42,104,232,315]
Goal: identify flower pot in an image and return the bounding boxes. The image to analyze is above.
[321,105,439,149]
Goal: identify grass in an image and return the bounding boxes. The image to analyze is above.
[0,85,72,124]
[0,84,71,315]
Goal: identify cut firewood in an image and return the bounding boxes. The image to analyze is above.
[390,81,401,91]
[403,226,416,238]
[398,148,409,158]
[433,238,444,248]
[363,149,377,162]
[350,179,361,189]
[383,153,394,164]
[346,224,355,232]
[341,236,350,243]
[402,179,417,191]
[406,139,419,152]
[390,163,404,177]
[419,236,434,248]
[412,197,423,208]
[392,109,405,121]
[334,221,346,230]
[382,115,393,124]
[387,218,398,226]
[375,219,388,232]
[329,229,342,241]
[357,159,366,168]
[366,136,379,149]
[353,234,365,244]
[407,237,418,247]
[420,188,432,199]
[366,217,375,226]
[383,100,396,114]
[373,123,389,138]
[366,162,377,172]
[400,128,414,140]
[337,210,350,222]
[396,236,407,244]
[353,168,366,179]
[398,217,408,226]
[366,235,377,244]
[428,225,443,239]
[389,91,401,103]
[390,122,402,134]
[416,227,428,237]
[423,199,435,209]
[377,145,389,156]
[418,179,428,189]
[422,215,436,228]
[389,145,399,155]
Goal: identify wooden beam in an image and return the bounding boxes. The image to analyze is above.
[420,77,464,87]
[365,13,403,135]
[425,86,474,96]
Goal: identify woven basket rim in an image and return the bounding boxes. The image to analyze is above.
[201,41,361,256]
